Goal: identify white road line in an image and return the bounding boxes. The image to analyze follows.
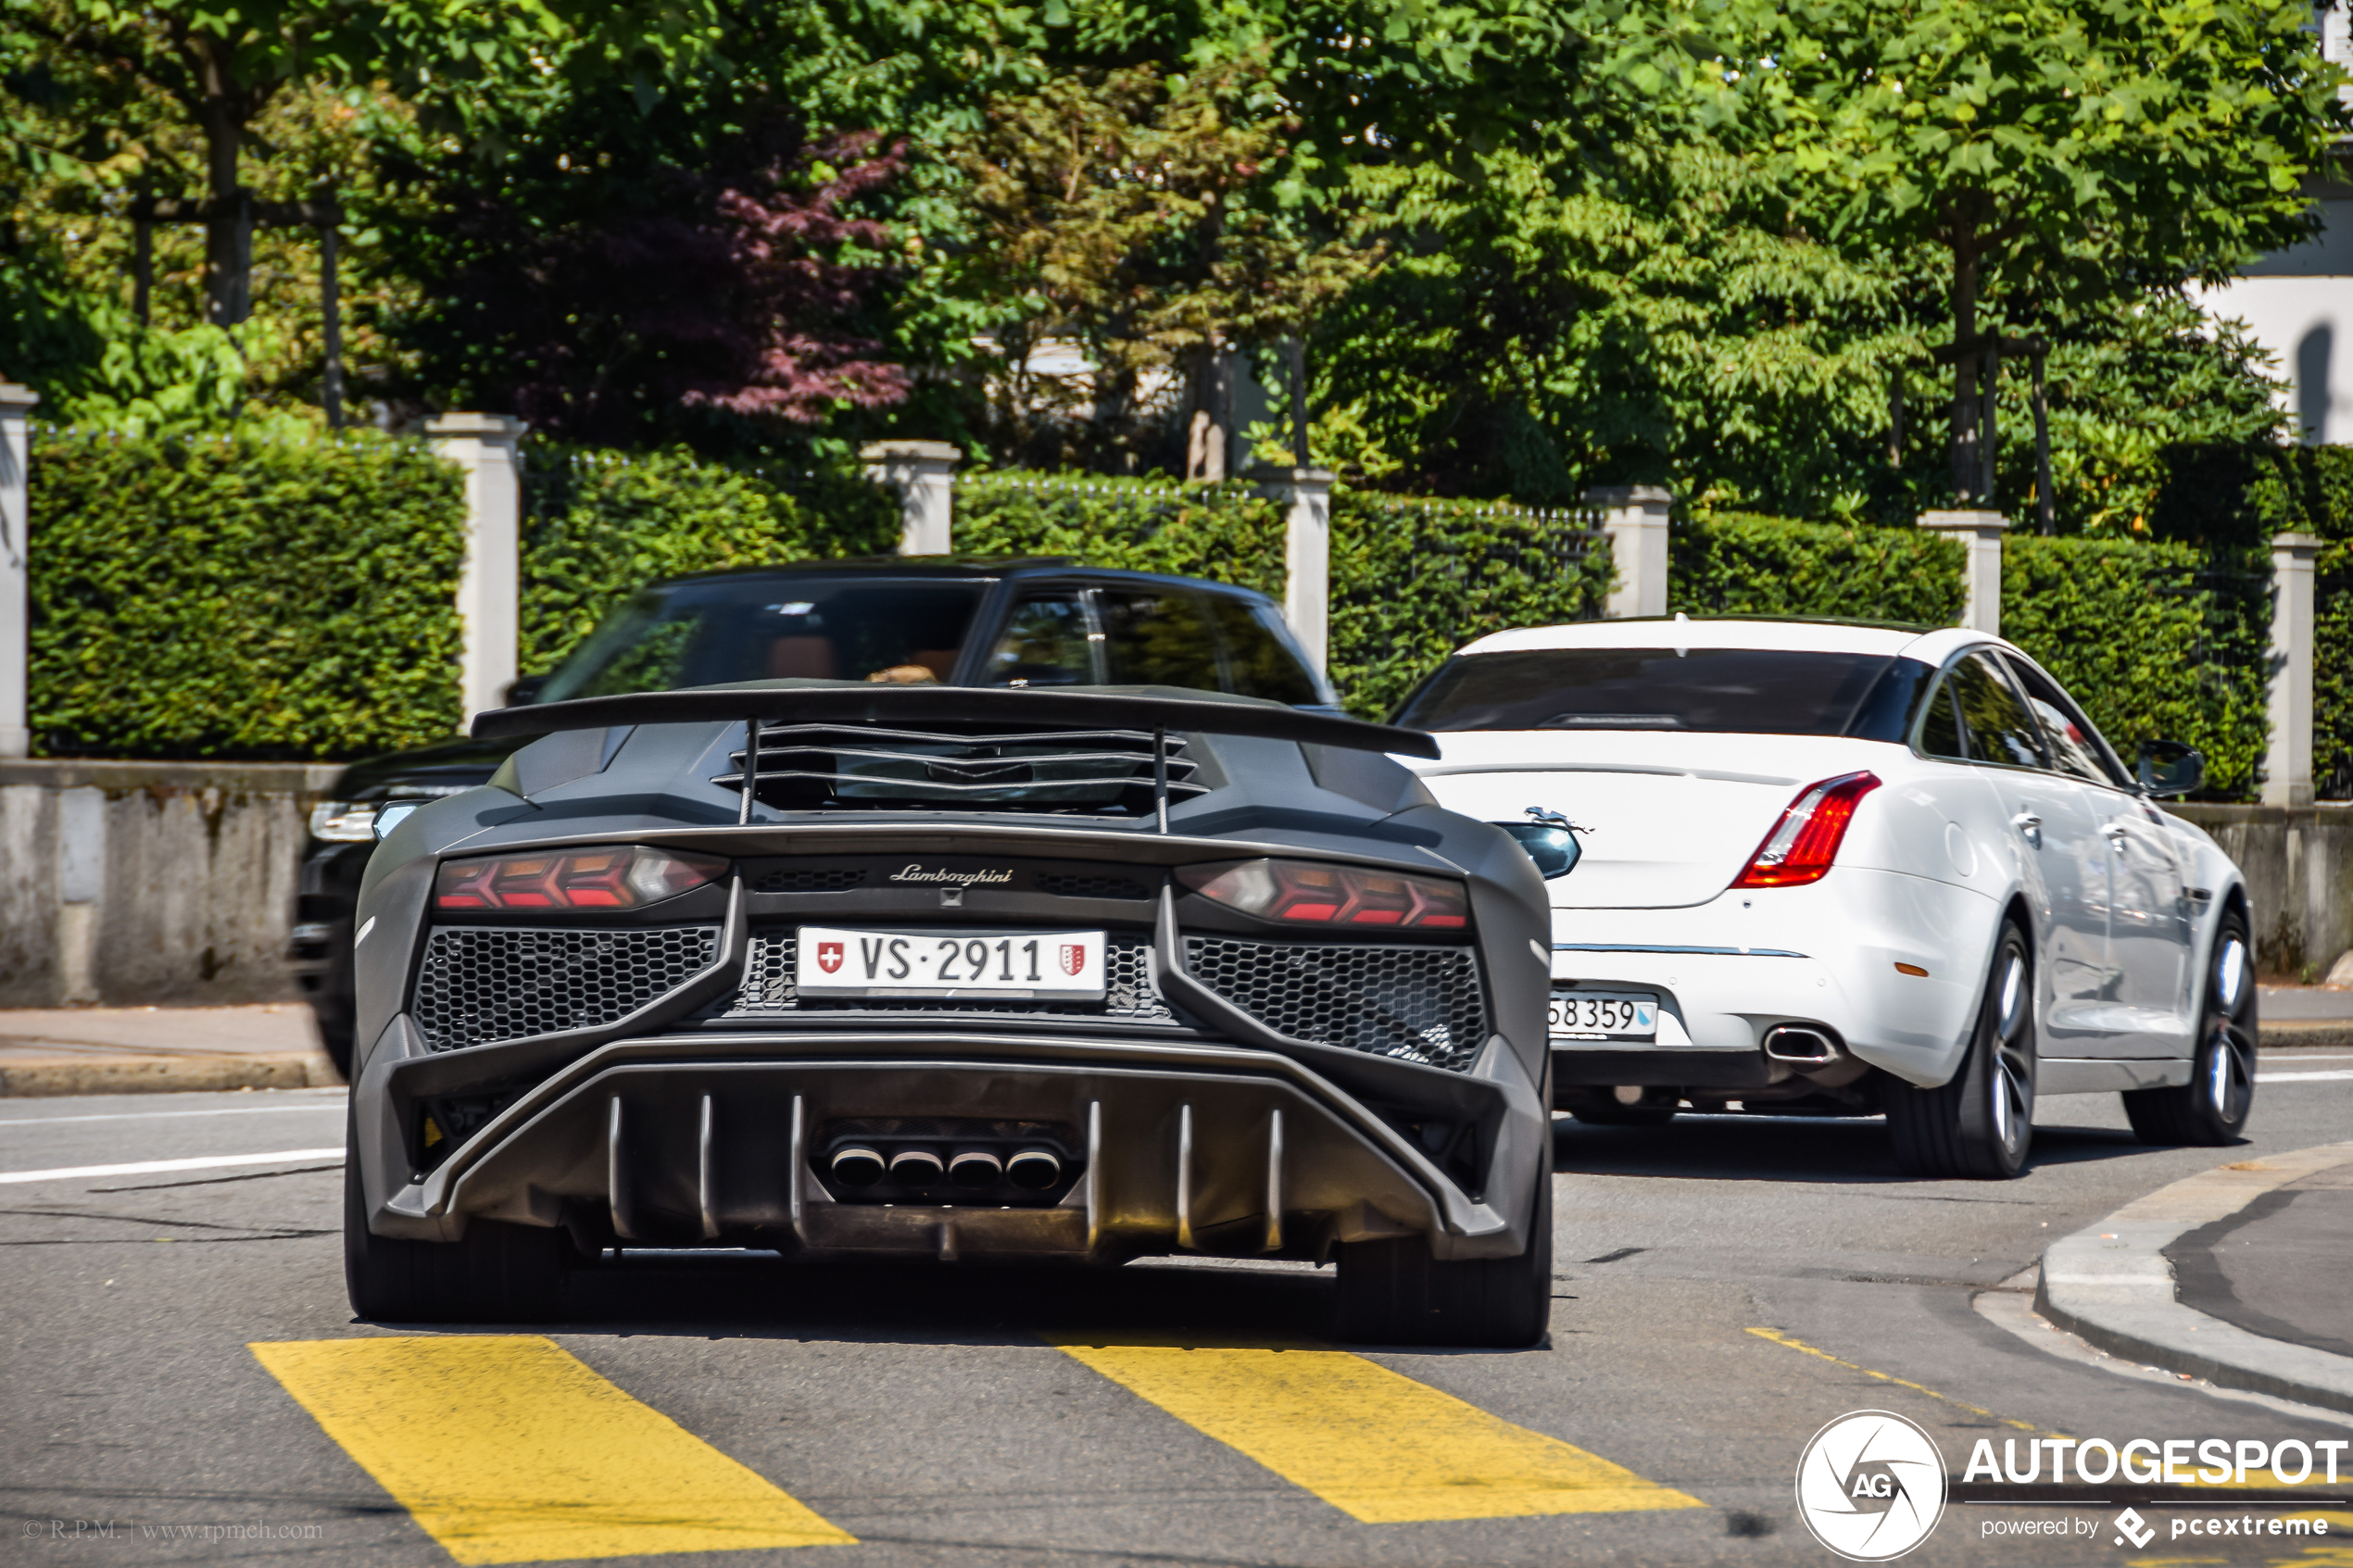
[2256,1070,2353,1084]
[0,1148,346,1185]
[0,1100,346,1128]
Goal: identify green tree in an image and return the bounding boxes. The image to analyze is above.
[950,56,1381,473]
[1690,0,2349,500]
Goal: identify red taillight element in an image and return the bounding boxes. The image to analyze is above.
[1177,859,1470,929]
[434,847,727,911]
[1732,771,1881,888]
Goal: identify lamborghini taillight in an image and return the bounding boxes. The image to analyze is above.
[434,847,727,910]
[1178,859,1468,928]
[1731,772,1881,888]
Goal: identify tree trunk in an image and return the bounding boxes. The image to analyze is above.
[1948,228,1980,501]
[191,39,250,328]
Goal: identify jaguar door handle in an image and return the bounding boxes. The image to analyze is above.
[2011,812,2043,849]
[2102,822,2130,854]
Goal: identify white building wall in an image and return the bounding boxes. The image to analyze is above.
[2201,192,2353,445]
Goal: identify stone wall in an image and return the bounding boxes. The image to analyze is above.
[0,759,337,1008]
[2171,804,2353,980]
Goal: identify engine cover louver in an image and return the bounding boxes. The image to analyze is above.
[713,722,1211,815]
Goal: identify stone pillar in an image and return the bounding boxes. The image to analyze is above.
[0,383,37,759]
[427,414,528,722]
[2265,532,2322,808]
[862,440,961,556]
[1917,510,2009,635]
[1584,485,1671,620]
[1251,466,1336,672]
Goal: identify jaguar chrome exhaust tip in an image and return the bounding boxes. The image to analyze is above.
[888,1148,945,1185]
[948,1149,1004,1190]
[830,1146,887,1186]
[1005,1148,1062,1190]
[1763,1024,1842,1066]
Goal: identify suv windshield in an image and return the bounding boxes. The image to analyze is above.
[1395,647,1899,734]
[537,576,987,701]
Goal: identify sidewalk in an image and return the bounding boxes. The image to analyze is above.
[2038,1142,2353,1416]
[2257,984,2353,1049]
[0,1005,342,1096]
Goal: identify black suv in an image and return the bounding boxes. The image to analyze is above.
[290,557,1331,1073]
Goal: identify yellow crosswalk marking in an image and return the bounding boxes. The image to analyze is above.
[1049,1337,1705,1523]
[251,1336,853,1563]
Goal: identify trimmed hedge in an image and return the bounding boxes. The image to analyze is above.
[1330,492,1613,719]
[1670,513,1967,626]
[2247,445,2353,798]
[2001,537,2271,800]
[28,428,467,759]
[520,446,898,678]
[951,472,1288,596]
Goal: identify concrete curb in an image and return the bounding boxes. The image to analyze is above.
[0,1053,346,1097]
[2036,1141,2353,1416]
[2264,1021,2353,1050]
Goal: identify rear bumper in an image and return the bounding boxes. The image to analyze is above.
[1546,872,1994,1088]
[353,1024,1545,1265]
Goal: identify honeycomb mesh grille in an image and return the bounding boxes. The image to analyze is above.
[730,933,1174,1023]
[749,866,866,894]
[1034,873,1153,900]
[1182,936,1487,1071]
[415,925,719,1051]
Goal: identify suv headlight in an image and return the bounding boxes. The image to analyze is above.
[308,800,378,842]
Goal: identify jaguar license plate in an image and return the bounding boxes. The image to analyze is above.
[796,927,1107,999]
[1548,990,1659,1040]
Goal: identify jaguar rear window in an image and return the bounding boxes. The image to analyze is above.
[1393,647,1903,735]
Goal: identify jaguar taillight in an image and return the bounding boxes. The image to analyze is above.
[434,847,727,911]
[1178,859,1469,929]
[1731,771,1881,888]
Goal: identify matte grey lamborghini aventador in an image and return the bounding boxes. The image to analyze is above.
[344,682,1558,1345]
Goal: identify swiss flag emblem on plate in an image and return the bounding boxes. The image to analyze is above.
[816,941,844,974]
[1060,944,1085,976]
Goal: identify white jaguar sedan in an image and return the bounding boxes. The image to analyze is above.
[1392,616,2256,1178]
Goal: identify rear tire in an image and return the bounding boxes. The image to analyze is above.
[1886,921,2036,1179]
[1563,1087,1678,1127]
[2123,912,2256,1147]
[1334,1156,1553,1348]
[344,1135,567,1323]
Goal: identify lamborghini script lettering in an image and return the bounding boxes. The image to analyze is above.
[888,865,1015,887]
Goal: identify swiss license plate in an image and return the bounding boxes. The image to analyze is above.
[796,927,1106,999]
[1548,990,1659,1040]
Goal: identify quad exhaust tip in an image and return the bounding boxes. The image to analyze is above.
[1005,1148,1062,1190]
[949,1149,1004,1189]
[830,1147,886,1186]
[888,1148,945,1185]
[826,1143,1067,1192]
[1763,1024,1842,1066]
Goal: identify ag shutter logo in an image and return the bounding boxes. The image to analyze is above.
[1795,1411,1948,1562]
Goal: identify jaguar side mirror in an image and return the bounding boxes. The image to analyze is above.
[1494,816,1583,879]
[2136,739,2204,798]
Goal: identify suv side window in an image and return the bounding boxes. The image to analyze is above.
[1205,595,1321,704]
[1948,651,2046,769]
[983,594,1097,686]
[2002,655,2127,787]
[1097,588,1224,693]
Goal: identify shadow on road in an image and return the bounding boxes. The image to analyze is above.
[366,1252,1347,1348]
[1552,1110,2169,1185]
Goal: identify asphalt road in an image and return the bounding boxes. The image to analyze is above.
[6,1070,2353,1568]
